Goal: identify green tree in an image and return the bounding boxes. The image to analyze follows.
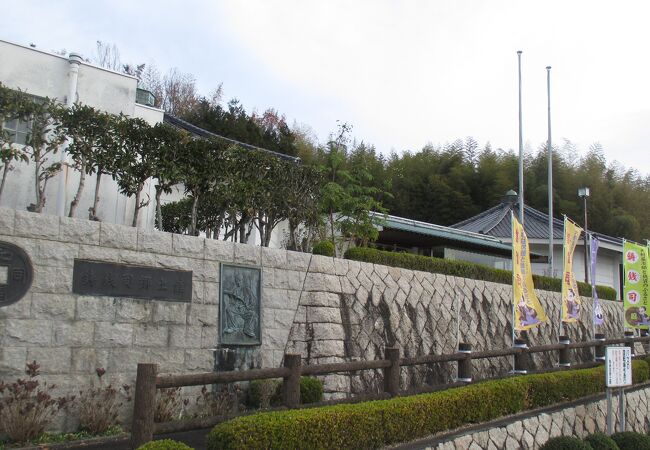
[0,83,31,201]
[23,100,66,213]
[60,104,112,218]
[112,116,156,227]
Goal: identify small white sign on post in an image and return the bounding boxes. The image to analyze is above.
[606,347,632,387]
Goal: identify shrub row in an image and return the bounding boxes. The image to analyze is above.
[344,247,618,301]
[245,377,323,408]
[207,361,649,449]
[137,439,193,450]
[541,432,650,450]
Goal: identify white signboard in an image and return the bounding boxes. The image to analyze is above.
[606,347,632,387]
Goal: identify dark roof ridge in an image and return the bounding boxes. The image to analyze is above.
[163,113,300,162]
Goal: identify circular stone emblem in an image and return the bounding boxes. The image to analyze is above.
[0,241,33,307]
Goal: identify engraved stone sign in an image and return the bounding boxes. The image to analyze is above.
[0,241,33,307]
[72,260,192,302]
[220,264,261,345]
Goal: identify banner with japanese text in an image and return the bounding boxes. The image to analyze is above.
[562,217,583,323]
[623,241,650,329]
[591,236,604,326]
[512,215,547,331]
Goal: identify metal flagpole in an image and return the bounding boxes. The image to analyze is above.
[510,209,517,344]
[590,233,595,340]
[558,214,567,341]
[547,66,553,278]
[518,51,525,225]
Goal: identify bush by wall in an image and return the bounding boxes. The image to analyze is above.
[245,377,323,409]
[312,240,335,257]
[584,433,620,450]
[344,247,618,301]
[207,361,648,450]
[611,432,650,450]
[539,436,592,450]
[137,439,193,450]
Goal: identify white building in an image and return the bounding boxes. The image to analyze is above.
[0,39,165,228]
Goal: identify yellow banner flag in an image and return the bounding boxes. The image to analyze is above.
[512,215,548,330]
[561,217,583,323]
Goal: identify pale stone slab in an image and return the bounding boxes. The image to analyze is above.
[94,322,133,347]
[262,247,287,269]
[115,299,153,322]
[32,293,75,320]
[100,222,137,250]
[54,321,94,346]
[60,216,100,245]
[77,296,116,321]
[205,239,234,262]
[0,207,15,234]
[133,323,168,347]
[234,243,261,266]
[137,229,172,254]
[27,347,72,374]
[15,210,59,239]
[0,347,27,372]
[36,240,79,268]
[5,319,53,345]
[71,348,110,373]
[153,302,188,324]
[172,234,205,259]
[184,349,214,371]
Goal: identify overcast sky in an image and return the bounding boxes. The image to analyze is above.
[5,1,650,174]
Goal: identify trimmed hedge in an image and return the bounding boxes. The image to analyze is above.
[540,436,592,450]
[344,247,618,301]
[246,377,324,409]
[611,432,650,450]
[584,433,620,450]
[207,361,649,450]
[312,240,335,257]
[137,439,194,450]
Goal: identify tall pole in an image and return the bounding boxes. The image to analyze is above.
[547,66,553,278]
[583,196,589,283]
[517,51,524,225]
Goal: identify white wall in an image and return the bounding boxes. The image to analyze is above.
[0,40,164,229]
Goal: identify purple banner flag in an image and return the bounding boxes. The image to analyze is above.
[591,236,604,326]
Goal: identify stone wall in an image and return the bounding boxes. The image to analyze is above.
[0,207,637,429]
[287,260,636,396]
[412,383,650,450]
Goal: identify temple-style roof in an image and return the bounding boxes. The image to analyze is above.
[451,194,622,247]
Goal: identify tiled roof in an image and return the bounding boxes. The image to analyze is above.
[374,213,512,252]
[452,201,622,246]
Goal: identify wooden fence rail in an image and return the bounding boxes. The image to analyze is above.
[130,335,650,449]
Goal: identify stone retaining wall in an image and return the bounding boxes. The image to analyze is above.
[411,383,650,450]
[0,207,638,429]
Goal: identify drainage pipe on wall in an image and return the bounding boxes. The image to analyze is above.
[55,52,82,217]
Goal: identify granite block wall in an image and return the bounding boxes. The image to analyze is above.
[0,207,637,430]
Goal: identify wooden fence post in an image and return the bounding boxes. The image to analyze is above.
[457,343,472,382]
[131,363,158,449]
[383,347,401,396]
[558,335,571,367]
[282,354,302,408]
[513,338,528,374]
[594,333,606,362]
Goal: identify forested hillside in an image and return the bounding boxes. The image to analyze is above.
[93,41,648,243]
[184,96,650,242]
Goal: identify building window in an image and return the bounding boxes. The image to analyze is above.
[2,117,32,145]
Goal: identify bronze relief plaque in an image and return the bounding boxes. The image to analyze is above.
[219,264,261,346]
